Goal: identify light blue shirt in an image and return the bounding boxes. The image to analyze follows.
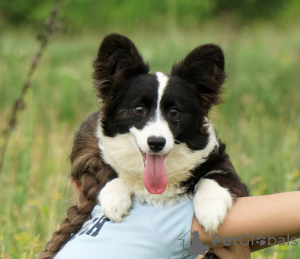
[55,199,196,259]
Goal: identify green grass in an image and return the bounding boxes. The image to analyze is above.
[0,23,300,258]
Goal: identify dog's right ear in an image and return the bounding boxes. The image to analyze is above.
[93,34,149,103]
[171,44,226,115]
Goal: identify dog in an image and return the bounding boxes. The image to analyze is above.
[91,34,248,239]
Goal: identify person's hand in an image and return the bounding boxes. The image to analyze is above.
[210,243,250,259]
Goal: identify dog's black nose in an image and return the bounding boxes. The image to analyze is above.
[147,136,166,152]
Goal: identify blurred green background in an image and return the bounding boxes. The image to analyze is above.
[0,0,300,258]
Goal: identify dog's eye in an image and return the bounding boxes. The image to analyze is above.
[170,108,180,118]
[134,105,145,116]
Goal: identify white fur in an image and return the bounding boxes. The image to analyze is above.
[193,178,233,234]
[97,127,144,178]
[130,120,173,155]
[156,72,168,102]
[99,178,132,222]
[203,170,227,178]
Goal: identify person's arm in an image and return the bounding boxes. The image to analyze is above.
[192,191,300,248]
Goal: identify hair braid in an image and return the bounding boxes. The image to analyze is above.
[40,112,117,259]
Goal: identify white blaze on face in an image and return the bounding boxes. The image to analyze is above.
[129,72,174,155]
[130,72,174,194]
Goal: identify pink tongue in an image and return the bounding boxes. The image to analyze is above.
[143,154,168,194]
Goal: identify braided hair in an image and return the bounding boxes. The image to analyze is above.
[40,112,117,259]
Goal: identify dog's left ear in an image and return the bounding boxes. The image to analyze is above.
[171,44,226,114]
[93,33,149,103]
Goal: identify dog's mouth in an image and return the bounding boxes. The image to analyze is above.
[138,148,168,195]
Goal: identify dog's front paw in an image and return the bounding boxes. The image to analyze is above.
[99,178,132,222]
[195,198,230,234]
[194,179,233,234]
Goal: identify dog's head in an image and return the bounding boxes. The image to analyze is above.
[94,34,225,194]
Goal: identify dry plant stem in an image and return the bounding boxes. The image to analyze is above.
[0,0,63,173]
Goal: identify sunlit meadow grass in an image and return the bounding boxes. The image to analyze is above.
[0,24,299,258]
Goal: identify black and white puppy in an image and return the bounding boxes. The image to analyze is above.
[94,33,248,234]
